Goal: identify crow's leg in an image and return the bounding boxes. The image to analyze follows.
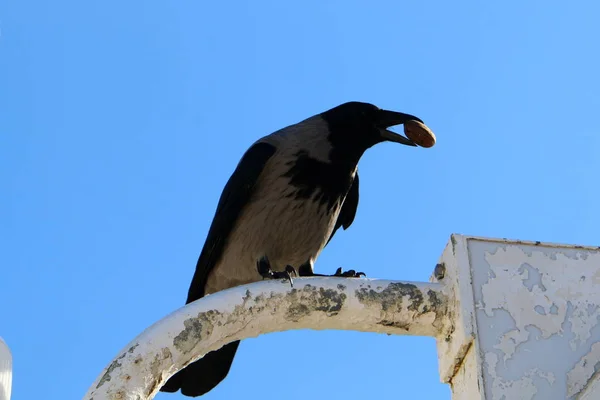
[257,256,297,287]
[297,262,366,278]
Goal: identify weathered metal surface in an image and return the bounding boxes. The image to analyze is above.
[438,235,600,400]
[0,337,12,400]
[432,235,478,386]
[448,340,483,399]
[84,277,447,400]
[578,368,600,400]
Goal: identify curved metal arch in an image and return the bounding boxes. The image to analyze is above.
[85,277,448,400]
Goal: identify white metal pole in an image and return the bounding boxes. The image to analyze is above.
[84,277,448,400]
[0,337,12,400]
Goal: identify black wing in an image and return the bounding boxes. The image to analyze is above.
[161,142,276,396]
[325,172,359,246]
[185,141,276,303]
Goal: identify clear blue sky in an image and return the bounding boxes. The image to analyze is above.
[2,1,599,399]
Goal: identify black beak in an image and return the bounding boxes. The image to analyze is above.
[376,109,423,146]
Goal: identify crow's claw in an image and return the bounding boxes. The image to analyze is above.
[256,257,296,287]
[334,267,366,278]
[285,265,298,277]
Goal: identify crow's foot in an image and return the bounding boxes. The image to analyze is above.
[297,263,366,278]
[257,256,297,287]
[333,267,366,278]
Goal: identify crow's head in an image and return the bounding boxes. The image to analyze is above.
[321,101,421,160]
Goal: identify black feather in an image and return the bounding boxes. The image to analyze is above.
[297,172,359,276]
[327,172,359,245]
[160,141,276,396]
[283,150,354,210]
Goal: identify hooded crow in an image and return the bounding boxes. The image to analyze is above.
[160,101,427,397]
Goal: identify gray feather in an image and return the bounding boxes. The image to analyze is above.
[186,141,277,302]
[200,116,353,294]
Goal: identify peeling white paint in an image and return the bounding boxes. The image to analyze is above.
[85,278,447,400]
[479,247,600,354]
[453,236,600,400]
[476,244,600,399]
[567,341,600,397]
[483,351,559,399]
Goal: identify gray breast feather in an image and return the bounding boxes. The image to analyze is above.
[204,155,344,295]
[203,115,356,295]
